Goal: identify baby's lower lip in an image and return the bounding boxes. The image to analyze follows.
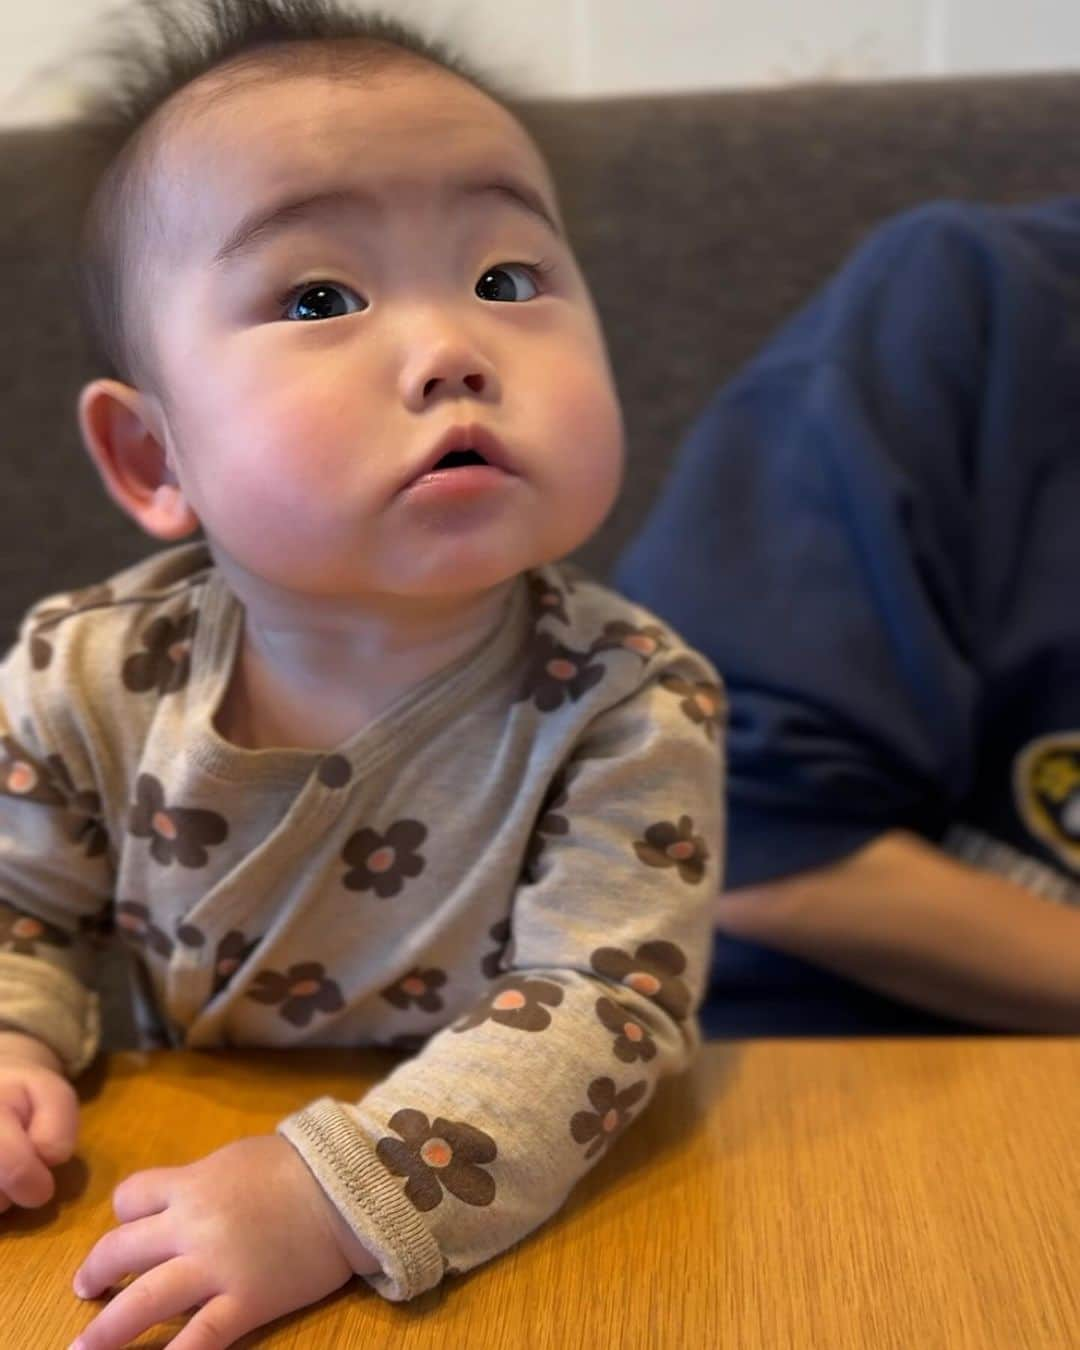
[402,464,514,499]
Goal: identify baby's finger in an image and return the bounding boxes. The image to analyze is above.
[24,1071,79,1166]
[71,1255,210,1350]
[167,1294,250,1350]
[111,1168,172,1223]
[0,1108,55,1208]
[74,1213,177,1300]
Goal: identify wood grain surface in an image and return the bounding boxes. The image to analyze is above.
[2,1039,1077,1349]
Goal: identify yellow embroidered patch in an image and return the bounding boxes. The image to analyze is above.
[1013,733,1080,872]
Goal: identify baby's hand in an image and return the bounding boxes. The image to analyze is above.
[0,1052,80,1214]
[71,1133,380,1350]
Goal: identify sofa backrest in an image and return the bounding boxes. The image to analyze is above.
[3,72,1080,645]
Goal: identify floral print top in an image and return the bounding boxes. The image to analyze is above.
[0,542,724,1301]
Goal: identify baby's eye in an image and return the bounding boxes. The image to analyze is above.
[280,283,368,322]
[476,264,541,303]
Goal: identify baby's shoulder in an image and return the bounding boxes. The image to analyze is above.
[525,561,723,694]
[14,541,214,684]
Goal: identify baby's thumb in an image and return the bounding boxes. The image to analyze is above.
[24,1073,80,1166]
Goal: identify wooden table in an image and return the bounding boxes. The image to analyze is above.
[3,1040,1077,1349]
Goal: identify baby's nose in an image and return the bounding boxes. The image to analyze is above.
[400,338,499,409]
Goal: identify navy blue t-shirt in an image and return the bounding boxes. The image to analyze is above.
[614,199,1080,1034]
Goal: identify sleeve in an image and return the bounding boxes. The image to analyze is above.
[277,651,724,1300]
[613,203,994,888]
[0,606,115,1077]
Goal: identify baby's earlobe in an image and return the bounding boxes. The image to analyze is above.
[148,484,199,538]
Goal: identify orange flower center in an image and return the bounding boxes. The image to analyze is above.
[217,957,240,977]
[368,846,396,874]
[401,977,427,997]
[289,979,321,998]
[625,635,657,655]
[493,989,527,1012]
[6,762,37,794]
[12,917,44,940]
[602,1109,619,1133]
[694,692,717,715]
[623,1021,644,1042]
[168,640,191,664]
[545,658,577,682]
[625,971,661,997]
[666,840,695,861]
[152,811,178,840]
[420,1138,453,1169]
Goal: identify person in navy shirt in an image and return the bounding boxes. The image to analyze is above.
[615,199,1080,1034]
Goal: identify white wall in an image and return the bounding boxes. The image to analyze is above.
[2,0,1079,125]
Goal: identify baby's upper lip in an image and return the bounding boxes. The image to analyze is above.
[399,424,517,492]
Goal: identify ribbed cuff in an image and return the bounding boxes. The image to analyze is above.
[277,1096,445,1302]
[0,952,100,1077]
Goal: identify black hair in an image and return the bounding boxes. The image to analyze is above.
[71,0,519,393]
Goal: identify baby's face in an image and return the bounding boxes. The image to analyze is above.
[138,62,624,604]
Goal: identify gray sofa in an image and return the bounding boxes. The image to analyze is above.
[3,71,1080,1044]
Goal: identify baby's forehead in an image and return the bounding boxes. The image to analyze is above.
[151,65,558,253]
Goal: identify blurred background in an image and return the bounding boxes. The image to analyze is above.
[1,0,1078,124]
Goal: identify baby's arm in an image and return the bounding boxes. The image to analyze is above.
[278,648,724,1300]
[0,600,114,1081]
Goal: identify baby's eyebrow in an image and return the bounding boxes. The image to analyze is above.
[210,176,562,268]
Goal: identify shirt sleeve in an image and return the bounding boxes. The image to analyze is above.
[277,649,724,1300]
[0,604,115,1077]
[613,203,993,887]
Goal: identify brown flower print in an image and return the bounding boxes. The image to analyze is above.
[376,1109,497,1212]
[246,961,345,1027]
[522,765,579,881]
[45,755,109,859]
[595,997,658,1064]
[381,967,447,1013]
[659,673,726,741]
[0,736,67,806]
[173,924,258,998]
[526,575,569,625]
[128,773,229,868]
[0,899,71,956]
[515,633,606,712]
[589,621,670,662]
[634,815,709,885]
[481,918,514,979]
[209,930,260,998]
[341,820,427,898]
[570,1076,649,1160]
[591,941,692,1021]
[115,902,174,959]
[121,611,199,695]
[453,975,564,1033]
[29,585,114,670]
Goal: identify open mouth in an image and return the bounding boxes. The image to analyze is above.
[430,448,490,471]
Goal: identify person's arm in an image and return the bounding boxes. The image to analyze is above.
[0,1028,64,1072]
[0,600,116,1079]
[276,646,723,1301]
[714,829,1080,1030]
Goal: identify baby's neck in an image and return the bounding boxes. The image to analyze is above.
[214,578,520,754]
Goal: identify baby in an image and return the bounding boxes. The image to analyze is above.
[0,1,724,1344]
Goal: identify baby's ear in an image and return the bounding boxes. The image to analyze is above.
[77,379,200,541]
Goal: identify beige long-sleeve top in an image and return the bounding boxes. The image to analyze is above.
[0,541,724,1300]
